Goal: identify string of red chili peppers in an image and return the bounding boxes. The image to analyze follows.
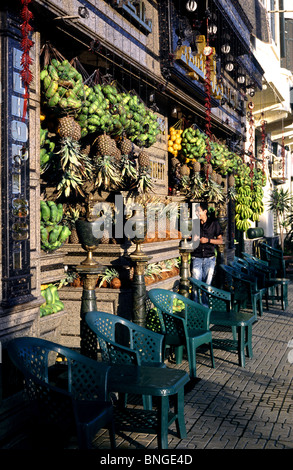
[204,17,212,179]
[247,101,255,188]
[281,133,285,182]
[260,114,266,174]
[20,0,34,121]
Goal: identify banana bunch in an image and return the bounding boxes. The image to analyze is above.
[40,127,55,173]
[168,127,183,156]
[181,127,206,161]
[40,58,85,112]
[40,201,71,252]
[40,284,64,317]
[235,184,253,232]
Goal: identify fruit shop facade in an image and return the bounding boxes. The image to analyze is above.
[0,0,264,446]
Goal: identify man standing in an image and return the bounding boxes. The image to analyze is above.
[191,202,223,286]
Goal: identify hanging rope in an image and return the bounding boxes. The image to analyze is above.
[20,0,34,121]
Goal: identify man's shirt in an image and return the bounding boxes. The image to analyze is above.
[192,218,223,258]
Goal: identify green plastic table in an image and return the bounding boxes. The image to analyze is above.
[108,364,189,449]
[210,310,255,367]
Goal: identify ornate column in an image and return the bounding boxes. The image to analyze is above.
[130,242,151,328]
[179,218,193,297]
[76,265,103,359]
[179,245,193,297]
[75,217,104,358]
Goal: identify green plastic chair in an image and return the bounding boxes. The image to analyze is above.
[189,276,237,337]
[242,254,289,310]
[7,336,116,449]
[229,257,272,309]
[259,243,286,277]
[220,264,263,318]
[86,311,165,409]
[148,288,215,378]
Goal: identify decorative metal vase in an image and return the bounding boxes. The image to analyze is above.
[129,209,148,256]
[75,218,103,266]
[180,218,193,249]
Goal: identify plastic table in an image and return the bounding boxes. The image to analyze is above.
[210,310,255,367]
[108,364,190,449]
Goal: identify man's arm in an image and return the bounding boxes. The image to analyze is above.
[200,234,223,245]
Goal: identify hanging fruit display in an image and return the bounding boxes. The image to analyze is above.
[40,201,71,252]
[40,59,85,112]
[234,166,266,231]
[167,123,183,157]
[40,127,56,174]
[40,59,160,146]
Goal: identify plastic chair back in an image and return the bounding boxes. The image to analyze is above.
[189,278,232,312]
[7,336,115,449]
[148,288,211,331]
[86,311,164,366]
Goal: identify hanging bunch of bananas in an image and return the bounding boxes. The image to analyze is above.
[235,184,253,231]
[168,123,183,157]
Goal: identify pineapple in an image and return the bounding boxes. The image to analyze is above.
[65,207,80,244]
[180,164,190,177]
[217,174,222,185]
[56,138,93,198]
[94,154,121,189]
[228,174,235,187]
[113,147,122,163]
[119,137,133,156]
[94,133,112,156]
[137,150,153,193]
[171,156,180,168]
[203,162,213,175]
[211,171,218,182]
[100,229,110,244]
[58,116,81,141]
[98,268,120,288]
[192,160,201,172]
[138,150,150,169]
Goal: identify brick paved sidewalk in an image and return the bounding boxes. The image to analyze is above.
[92,282,293,450]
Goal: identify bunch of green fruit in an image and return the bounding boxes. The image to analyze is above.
[40,127,56,173]
[76,83,114,137]
[40,283,64,317]
[40,201,71,252]
[180,127,207,161]
[123,92,159,147]
[40,59,85,112]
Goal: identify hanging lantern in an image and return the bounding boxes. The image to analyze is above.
[237,69,246,84]
[207,23,217,35]
[221,43,231,54]
[186,1,197,12]
[225,55,234,72]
